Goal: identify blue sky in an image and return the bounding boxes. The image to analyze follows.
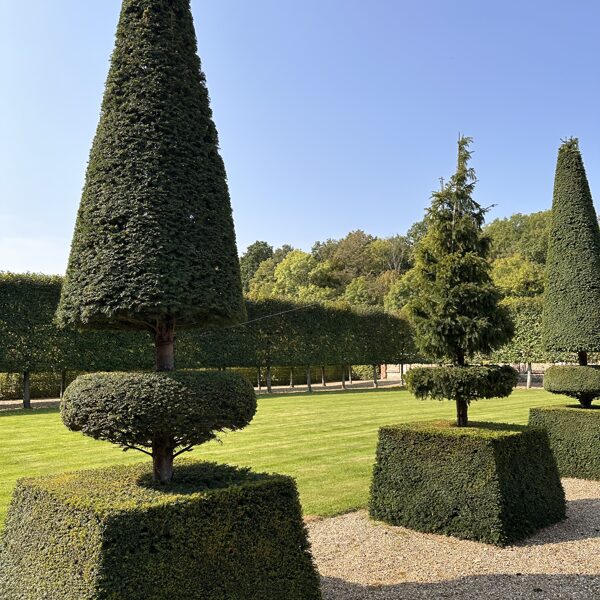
[2,1,600,274]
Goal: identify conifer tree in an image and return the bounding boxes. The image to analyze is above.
[406,137,515,425]
[57,0,249,481]
[542,138,600,365]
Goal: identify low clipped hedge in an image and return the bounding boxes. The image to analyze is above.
[61,370,256,452]
[0,461,322,600]
[405,365,518,402]
[529,405,600,479]
[543,365,600,407]
[369,421,565,546]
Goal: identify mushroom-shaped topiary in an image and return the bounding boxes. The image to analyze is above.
[61,371,257,480]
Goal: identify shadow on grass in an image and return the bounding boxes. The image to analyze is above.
[321,574,600,599]
[0,406,59,417]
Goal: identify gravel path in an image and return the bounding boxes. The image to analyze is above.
[308,479,600,599]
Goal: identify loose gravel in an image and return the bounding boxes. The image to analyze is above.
[308,479,600,599]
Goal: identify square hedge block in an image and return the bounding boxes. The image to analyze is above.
[529,405,600,480]
[0,461,322,600]
[369,421,565,546]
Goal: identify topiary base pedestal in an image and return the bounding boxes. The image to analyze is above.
[369,421,565,546]
[0,462,322,600]
[529,405,600,480]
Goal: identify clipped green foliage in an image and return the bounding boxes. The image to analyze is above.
[0,462,322,600]
[62,371,256,453]
[369,421,565,545]
[542,138,600,353]
[57,0,245,332]
[543,365,600,408]
[405,365,518,404]
[529,406,600,480]
[406,138,513,364]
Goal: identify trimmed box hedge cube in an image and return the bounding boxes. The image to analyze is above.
[529,405,600,480]
[369,421,565,546]
[0,461,322,600]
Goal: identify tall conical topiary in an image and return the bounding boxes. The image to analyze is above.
[57,0,245,366]
[542,138,600,363]
[542,138,600,408]
[404,137,516,426]
[56,0,252,482]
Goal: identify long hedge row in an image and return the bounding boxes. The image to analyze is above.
[0,274,414,380]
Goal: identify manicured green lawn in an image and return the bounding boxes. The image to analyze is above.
[0,387,563,529]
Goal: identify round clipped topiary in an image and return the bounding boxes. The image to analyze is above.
[543,365,600,408]
[62,371,256,474]
[406,365,518,405]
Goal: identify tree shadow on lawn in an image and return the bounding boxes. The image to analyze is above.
[321,574,600,600]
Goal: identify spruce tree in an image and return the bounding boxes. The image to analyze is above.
[57,0,249,481]
[542,138,600,364]
[405,137,514,425]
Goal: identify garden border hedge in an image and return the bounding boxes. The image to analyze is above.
[369,421,565,545]
[0,461,322,600]
[529,405,600,480]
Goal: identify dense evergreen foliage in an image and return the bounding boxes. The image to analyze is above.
[57,0,244,332]
[0,462,322,599]
[61,371,256,479]
[530,406,600,480]
[543,365,600,408]
[369,421,565,545]
[404,137,514,425]
[405,365,518,404]
[542,138,600,358]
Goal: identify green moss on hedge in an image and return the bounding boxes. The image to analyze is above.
[529,405,600,480]
[0,461,322,600]
[543,365,600,407]
[369,421,565,546]
[61,370,256,453]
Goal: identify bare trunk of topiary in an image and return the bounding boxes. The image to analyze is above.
[341,365,346,390]
[307,366,312,393]
[23,371,31,410]
[60,369,67,398]
[373,365,379,388]
[579,396,594,409]
[526,362,532,389]
[153,319,175,483]
[578,351,588,366]
[455,350,468,427]
[266,366,272,394]
[321,366,326,387]
[290,367,295,388]
[456,399,469,427]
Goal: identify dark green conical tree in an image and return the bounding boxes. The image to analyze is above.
[57,0,247,481]
[406,137,515,426]
[542,138,600,366]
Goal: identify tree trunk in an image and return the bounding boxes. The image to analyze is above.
[154,319,175,372]
[152,434,175,483]
[456,399,468,427]
[341,366,346,390]
[266,365,272,394]
[257,367,262,391]
[23,371,31,410]
[349,366,353,385]
[307,366,312,393]
[400,363,404,385]
[381,363,388,380]
[373,365,379,388]
[60,369,67,399]
[290,367,295,388]
[321,366,326,387]
[578,351,588,366]
[153,319,175,482]
[580,396,594,409]
[526,362,532,389]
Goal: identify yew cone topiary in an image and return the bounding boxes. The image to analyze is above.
[542,138,600,362]
[57,0,245,337]
[56,0,250,483]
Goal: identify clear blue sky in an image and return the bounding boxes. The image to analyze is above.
[2,0,600,274]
